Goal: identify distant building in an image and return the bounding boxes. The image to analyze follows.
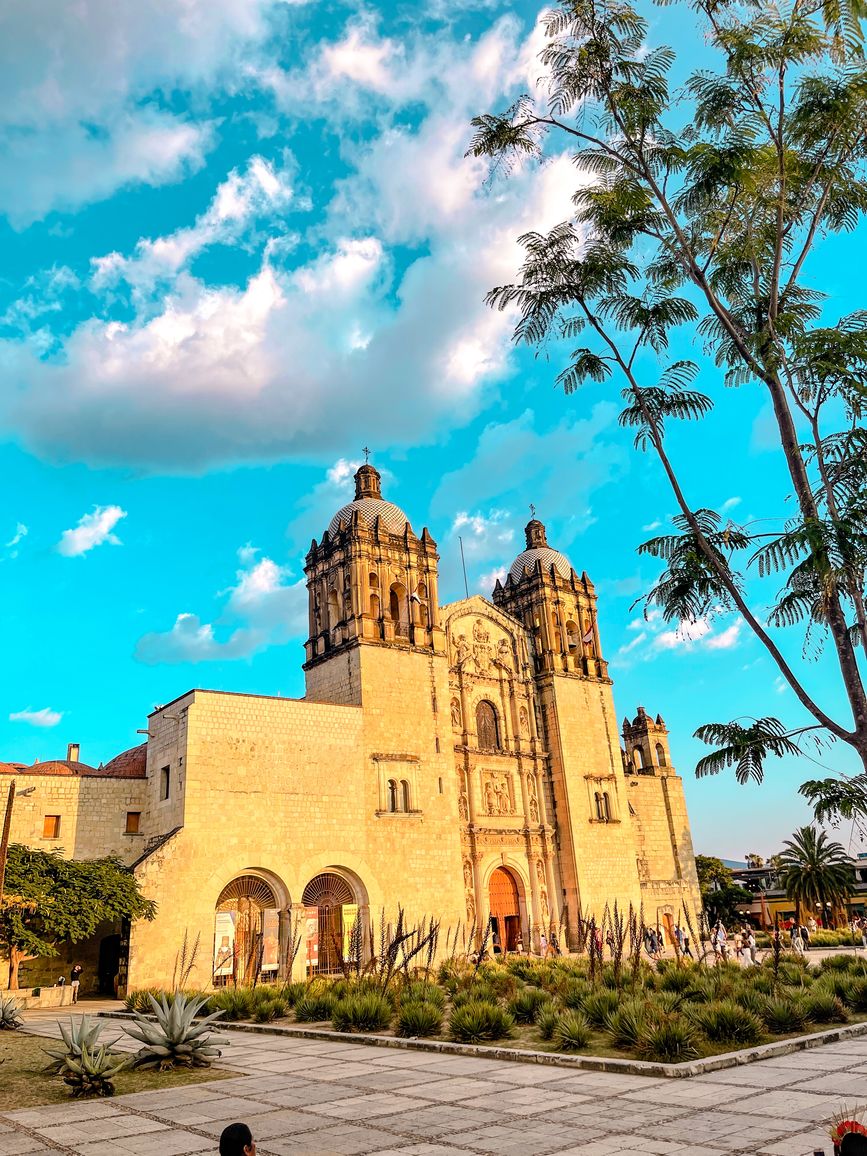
[732,861,867,926]
[2,463,701,994]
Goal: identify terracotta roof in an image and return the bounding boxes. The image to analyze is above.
[0,743,147,780]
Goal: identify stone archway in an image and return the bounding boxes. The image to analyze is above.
[214,874,281,987]
[302,871,361,974]
[488,866,525,953]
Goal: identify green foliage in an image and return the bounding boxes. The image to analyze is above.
[207,987,256,1022]
[656,965,693,993]
[605,999,648,1050]
[252,996,288,1023]
[294,993,337,1023]
[399,981,446,1011]
[0,845,156,987]
[761,996,809,1034]
[448,1000,514,1043]
[395,1000,443,1038]
[280,982,308,1008]
[537,1005,559,1041]
[0,994,23,1030]
[691,999,763,1046]
[777,827,854,914]
[845,976,867,1012]
[636,1015,700,1064]
[581,989,620,1028]
[331,993,393,1034]
[560,978,592,1009]
[553,1010,593,1051]
[732,987,767,1019]
[803,990,849,1023]
[694,856,753,925]
[508,987,551,1024]
[60,1043,128,1098]
[820,953,863,972]
[452,982,500,1008]
[44,1016,119,1075]
[125,992,228,1069]
[817,972,856,1006]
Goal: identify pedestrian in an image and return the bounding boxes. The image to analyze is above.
[800,923,810,952]
[219,1123,256,1156]
[790,924,800,951]
[539,931,548,957]
[646,927,657,958]
[70,963,83,1003]
[550,931,560,956]
[605,930,614,958]
[682,932,693,959]
[747,928,757,965]
[861,919,867,951]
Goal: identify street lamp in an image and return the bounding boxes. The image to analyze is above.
[0,779,36,908]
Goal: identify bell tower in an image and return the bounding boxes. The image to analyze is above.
[303,463,446,702]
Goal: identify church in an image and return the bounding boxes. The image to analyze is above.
[1,463,701,994]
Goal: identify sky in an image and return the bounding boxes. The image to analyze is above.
[0,0,862,861]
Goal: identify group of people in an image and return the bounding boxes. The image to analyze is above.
[710,921,758,964]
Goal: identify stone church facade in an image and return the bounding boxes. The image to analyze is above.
[1,464,700,993]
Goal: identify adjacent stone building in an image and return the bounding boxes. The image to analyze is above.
[1,464,701,994]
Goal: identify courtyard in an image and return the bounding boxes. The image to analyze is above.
[0,1002,859,1156]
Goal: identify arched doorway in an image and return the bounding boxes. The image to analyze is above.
[214,875,280,986]
[488,867,524,952]
[302,872,357,974]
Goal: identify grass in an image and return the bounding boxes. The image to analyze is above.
[0,1034,233,1110]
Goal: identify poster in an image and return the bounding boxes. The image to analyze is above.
[342,903,359,959]
[262,908,279,972]
[213,911,236,978]
[304,905,320,971]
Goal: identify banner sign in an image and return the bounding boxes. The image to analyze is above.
[342,903,359,958]
[262,908,279,972]
[304,906,320,970]
[213,911,236,978]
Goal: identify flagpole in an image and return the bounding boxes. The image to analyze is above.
[458,536,469,599]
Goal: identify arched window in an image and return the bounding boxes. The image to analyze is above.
[389,583,408,637]
[401,780,411,812]
[327,589,340,631]
[633,747,645,770]
[370,593,381,619]
[476,701,500,750]
[603,792,612,822]
[594,792,604,821]
[565,620,579,651]
[369,571,379,589]
[655,743,666,766]
[387,779,398,812]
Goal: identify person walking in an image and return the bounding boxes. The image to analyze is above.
[220,1124,256,1156]
[747,928,757,965]
[861,918,867,951]
[539,932,548,958]
[70,963,83,1003]
[800,923,811,953]
[682,931,693,959]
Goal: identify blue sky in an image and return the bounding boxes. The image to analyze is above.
[0,0,861,860]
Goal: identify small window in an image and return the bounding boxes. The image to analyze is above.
[438,776,443,794]
[43,814,61,839]
[655,743,666,767]
[401,780,411,812]
[160,765,170,801]
[633,747,645,770]
[603,792,612,822]
[125,811,141,835]
[387,778,398,813]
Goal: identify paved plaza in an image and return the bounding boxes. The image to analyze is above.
[1,1003,860,1156]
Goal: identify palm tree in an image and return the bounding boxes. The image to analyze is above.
[777,827,853,926]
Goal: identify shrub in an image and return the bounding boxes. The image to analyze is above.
[396,1000,443,1038]
[449,1000,514,1043]
[253,996,288,1023]
[605,1000,648,1050]
[124,988,168,1014]
[692,999,763,1046]
[125,992,228,1070]
[846,977,867,1013]
[331,993,393,1034]
[553,1010,592,1052]
[581,989,619,1028]
[648,991,684,1016]
[537,1005,559,1041]
[477,964,517,997]
[509,988,551,1024]
[294,993,337,1023]
[44,1015,118,1073]
[0,994,23,1031]
[281,982,308,1008]
[400,981,446,1011]
[60,1044,128,1098]
[508,957,546,983]
[778,962,812,988]
[761,996,808,1035]
[732,988,766,1019]
[452,981,500,1008]
[656,966,693,993]
[803,991,849,1024]
[820,953,861,973]
[208,987,256,1021]
[636,1014,700,1063]
[560,979,592,1009]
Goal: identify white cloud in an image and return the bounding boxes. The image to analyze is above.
[57,505,127,557]
[0,15,585,470]
[721,496,742,514]
[135,544,306,664]
[642,520,662,532]
[0,0,289,224]
[705,620,744,649]
[5,522,27,548]
[9,707,63,728]
[614,608,745,665]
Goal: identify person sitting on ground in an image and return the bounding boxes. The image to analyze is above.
[219,1123,256,1156]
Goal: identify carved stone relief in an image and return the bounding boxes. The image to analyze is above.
[472,619,492,673]
[482,770,515,816]
[527,774,539,823]
[519,706,529,736]
[496,637,512,668]
[450,698,462,729]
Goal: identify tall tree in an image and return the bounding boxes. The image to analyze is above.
[468,0,867,817]
[695,855,753,925]
[776,825,853,923]
[0,845,156,989]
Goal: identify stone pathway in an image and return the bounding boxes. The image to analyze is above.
[1,1003,859,1155]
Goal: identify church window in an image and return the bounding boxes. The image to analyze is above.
[370,593,380,618]
[633,747,645,770]
[389,583,408,636]
[655,743,666,766]
[125,811,141,835]
[43,814,61,839]
[566,620,579,651]
[160,765,171,800]
[328,589,341,630]
[401,780,411,812]
[369,571,379,589]
[387,779,398,812]
[476,701,500,750]
[594,793,604,822]
[603,792,612,822]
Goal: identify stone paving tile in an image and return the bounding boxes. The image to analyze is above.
[3,1102,121,1127]
[0,1137,55,1156]
[619,1081,748,1106]
[37,1116,168,1145]
[737,1089,841,1122]
[788,1070,867,1096]
[694,1065,802,1088]
[374,1103,496,1140]
[448,1119,607,1155]
[395,1076,506,1102]
[311,1092,435,1121]
[72,1133,213,1156]
[758,1127,834,1156]
[369,1146,471,1156]
[306,1061,396,1083]
[198,1107,335,1139]
[460,1086,590,1116]
[265,1124,409,1155]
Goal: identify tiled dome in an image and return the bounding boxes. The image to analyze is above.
[328,498,411,536]
[327,462,411,536]
[508,546,574,582]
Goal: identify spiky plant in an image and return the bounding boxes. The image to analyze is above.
[0,994,23,1030]
[44,1015,121,1074]
[61,1043,128,1097]
[124,992,228,1070]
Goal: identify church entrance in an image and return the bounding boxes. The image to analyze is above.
[488,867,523,952]
[302,872,358,974]
[214,875,280,986]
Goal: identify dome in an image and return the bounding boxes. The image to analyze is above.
[329,498,411,536]
[507,515,575,581]
[326,462,411,536]
[508,547,574,582]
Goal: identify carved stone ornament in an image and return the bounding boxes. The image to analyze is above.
[536,859,546,889]
[496,637,512,668]
[458,791,469,821]
[454,635,470,666]
[472,619,492,672]
[519,706,529,735]
[463,858,474,890]
[482,770,515,816]
[466,893,476,926]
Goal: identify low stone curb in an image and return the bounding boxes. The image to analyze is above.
[98,1009,867,1080]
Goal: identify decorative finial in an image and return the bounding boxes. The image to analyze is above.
[362,445,372,464]
[529,502,536,518]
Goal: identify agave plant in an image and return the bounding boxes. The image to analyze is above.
[124,992,228,1070]
[44,1015,121,1074]
[0,993,23,1030]
[62,1043,128,1097]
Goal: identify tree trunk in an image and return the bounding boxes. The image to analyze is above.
[7,947,34,991]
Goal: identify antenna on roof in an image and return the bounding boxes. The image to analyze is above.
[458,536,469,599]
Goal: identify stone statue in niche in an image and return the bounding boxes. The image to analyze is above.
[473,619,492,672]
[519,706,529,735]
[540,887,549,921]
[450,698,462,728]
[463,859,473,889]
[484,779,497,815]
[496,637,511,667]
[466,893,476,927]
[529,794,539,824]
[483,771,514,816]
[458,791,469,820]
[536,859,546,889]
[454,635,470,666]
